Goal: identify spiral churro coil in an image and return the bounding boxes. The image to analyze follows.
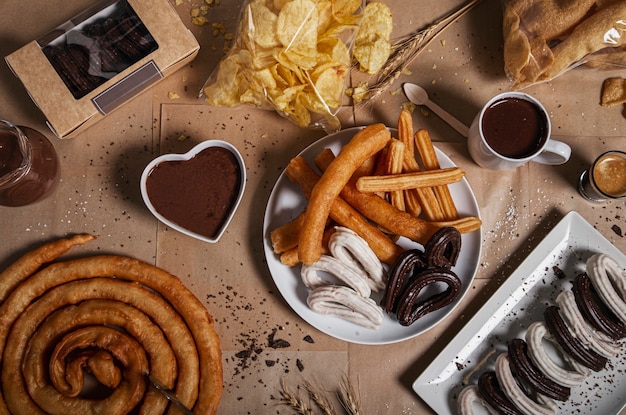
[0,235,222,415]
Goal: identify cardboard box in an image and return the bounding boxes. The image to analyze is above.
[5,0,199,139]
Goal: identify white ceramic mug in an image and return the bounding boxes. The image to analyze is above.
[467,92,571,170]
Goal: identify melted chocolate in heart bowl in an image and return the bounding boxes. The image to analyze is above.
[145,146,242,239]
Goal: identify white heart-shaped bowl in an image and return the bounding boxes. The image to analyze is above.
[140,140,246,243]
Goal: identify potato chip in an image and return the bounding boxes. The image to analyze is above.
[201,0,371,130]
[332,0,364,24]
[249,1,280,49]
[318,38,351,66]
[314,64,348,108]
[353,2,393,75]
[316,1,334,35]
[277,0,318,57]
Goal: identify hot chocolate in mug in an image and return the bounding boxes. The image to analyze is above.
[467,92,571,170]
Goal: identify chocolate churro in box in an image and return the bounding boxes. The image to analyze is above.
[4,0,199,139]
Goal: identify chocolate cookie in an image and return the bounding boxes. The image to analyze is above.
[424,226,461,268]
[381,249,426,313]
[507,338,570,401]
[44,44,103,98]
[544,305,607,372]
[573,272,626,340]
[395,267,461,326]
[477,371,524,415]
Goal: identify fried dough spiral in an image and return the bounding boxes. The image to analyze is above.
[0,234,222,415]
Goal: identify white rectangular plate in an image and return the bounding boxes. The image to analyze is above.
[413,211,626,414]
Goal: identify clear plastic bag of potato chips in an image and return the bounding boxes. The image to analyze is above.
[502,0,626,90]
[200,0,365,132]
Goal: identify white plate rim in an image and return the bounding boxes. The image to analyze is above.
[262,126,483,345]
[413,210,626,414]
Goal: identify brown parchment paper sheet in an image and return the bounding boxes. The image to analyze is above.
[1,0,625,413]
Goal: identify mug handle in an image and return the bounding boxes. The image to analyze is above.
[532,139,571,165]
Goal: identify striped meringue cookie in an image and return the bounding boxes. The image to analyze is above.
[301,255,371,298]
[586,253,626,324]
[494,353,558,415]
[307,285,384,329]
[555,290,621,358]
[457,384,499,415]
[525,321,589,387]
[328,226,387,292]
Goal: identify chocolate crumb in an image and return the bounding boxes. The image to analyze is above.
[303,335,315,343]
[268,328,290,349]
[552,265,566,279]
[265,360,276,367]
[611,224,623,237]
[296,359,304,372]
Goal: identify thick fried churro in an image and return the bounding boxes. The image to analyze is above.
[286,155,403,265]
[314,149,482,245]
[298,124,391,264]
[271,212,306,254]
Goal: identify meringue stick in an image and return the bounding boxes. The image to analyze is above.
[285,155,403,265]
[414,129,459,220]
[298,123,391,264]
[314,149,481,245]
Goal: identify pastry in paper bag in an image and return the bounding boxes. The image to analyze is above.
[503,0,626,89]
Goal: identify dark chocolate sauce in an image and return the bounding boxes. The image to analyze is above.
[482,98,547,159]
[146,146,241,239]
[0,126,59,207]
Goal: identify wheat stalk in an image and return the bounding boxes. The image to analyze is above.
[275,376,363,415]
[279,379,314,415]
[337,375,362,415]
[360,0,484,105]
[304,381,336,415]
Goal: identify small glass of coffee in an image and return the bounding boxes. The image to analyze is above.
[468,92,571,170]
[578,150,626,202]
[0,120,59,207]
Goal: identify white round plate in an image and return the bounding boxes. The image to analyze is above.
[263,127,482,344]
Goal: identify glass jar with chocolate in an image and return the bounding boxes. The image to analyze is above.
[0,120,59,207]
